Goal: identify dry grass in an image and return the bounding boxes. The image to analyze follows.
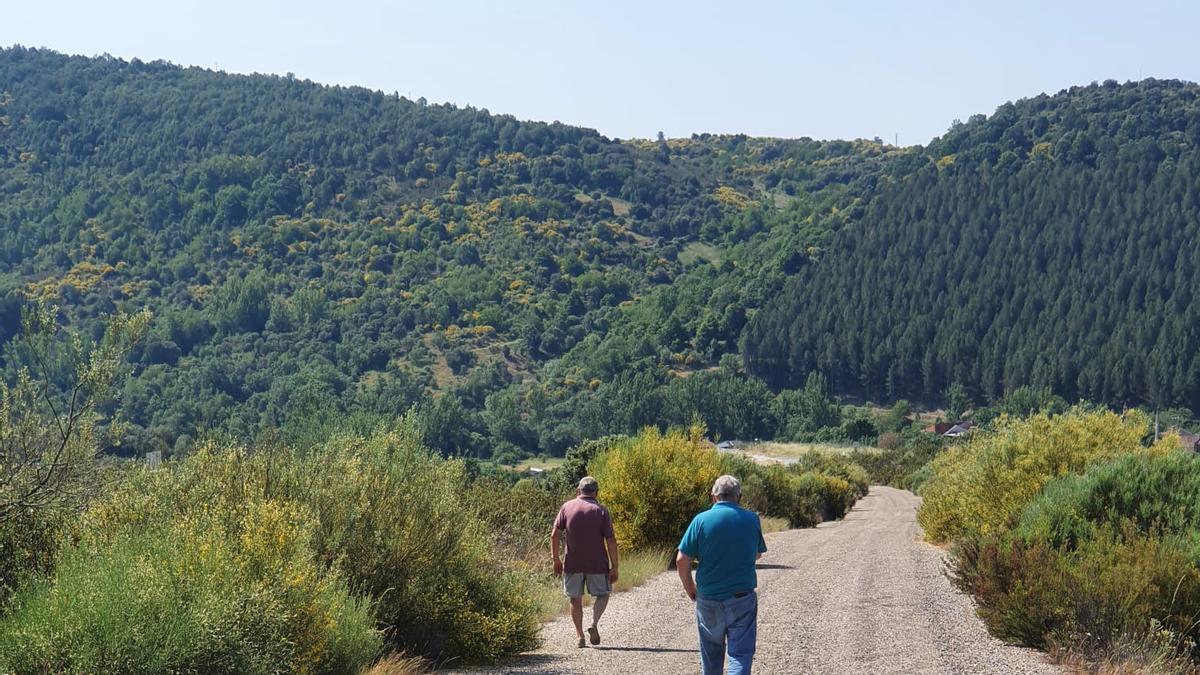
[607,196,631,217]
[360,652,429,675]
[504,457,567,473]
[1052,646,1198,675]
[678,242,722,266]
[741,441,872,459]
[759,515,791,534]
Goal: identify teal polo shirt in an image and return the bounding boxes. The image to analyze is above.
[678,501,768,600]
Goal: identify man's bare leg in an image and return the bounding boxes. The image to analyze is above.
[591,593,609,627]
[587,593,609,644]
[570,597,585,643]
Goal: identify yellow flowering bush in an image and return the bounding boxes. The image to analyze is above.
[589,425,721,552]
[0,492,379,674]
[1,419,540,670]
[918,407,1174,542]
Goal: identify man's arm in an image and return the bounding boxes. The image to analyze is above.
[551,525,564,575]
[606,536,620,583]
[676,550,697,601]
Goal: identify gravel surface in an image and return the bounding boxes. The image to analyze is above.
[446,486,1061,674]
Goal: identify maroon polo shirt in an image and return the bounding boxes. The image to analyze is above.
[554,495,615,574]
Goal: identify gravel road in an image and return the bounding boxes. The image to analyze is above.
[447,486,1061,674]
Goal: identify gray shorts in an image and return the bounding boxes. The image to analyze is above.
[563,572,612,598]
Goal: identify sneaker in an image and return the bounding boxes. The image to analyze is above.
[587,626,601,645]
[577,637,587,648]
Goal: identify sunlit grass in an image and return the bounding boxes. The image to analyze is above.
[759,515,790,534]
[360,652,429,675]
[505,456,567,473]
[741,441,873,459]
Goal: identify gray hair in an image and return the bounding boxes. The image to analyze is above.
[578,476,599,494]
[711,475,741,501]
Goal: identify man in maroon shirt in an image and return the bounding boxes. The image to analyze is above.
[552,476,620,648]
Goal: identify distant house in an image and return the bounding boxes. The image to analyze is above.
[923,421,972,437]
[1178,430,1200,453]
[942,423,972,438]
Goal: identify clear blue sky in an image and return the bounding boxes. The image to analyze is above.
[3,0,1197,145]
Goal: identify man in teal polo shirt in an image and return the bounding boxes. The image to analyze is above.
[676,474,767,675]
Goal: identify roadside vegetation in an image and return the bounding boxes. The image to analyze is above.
[914,406,1200,673]
[0,310,868,673]
[0,422,866,672]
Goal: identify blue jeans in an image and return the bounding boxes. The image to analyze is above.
[695,590,757,675]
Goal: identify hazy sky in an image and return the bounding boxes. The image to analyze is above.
[3,1,1197,145]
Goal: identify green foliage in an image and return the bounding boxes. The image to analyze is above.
[0,48,888,459]
[0,421,540,668]
[1014,450,1200,554]
[945,382,971,421]
[0,478,380,674]
[0,305,149,606]
[270,423,541,664]
[588,426,720,552]
[852,431,943,491]
[875,400,912,434]
[923,411,1200,666]
[0,509,64,603]
[463,474,565,566]
[549,435,625,495]
[1,303,150,519]
[772,372,841,440]
[660,370,776,441]
[745,80,1200,412]
[717,450,868,528]
[952,528,1200,658]
[918,407,1173,542]
[972,386,1069,427]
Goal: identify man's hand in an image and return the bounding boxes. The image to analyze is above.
[609,567,619,584]
[553,559,563,576]
[676,550,698,602]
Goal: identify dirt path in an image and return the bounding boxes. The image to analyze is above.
[449,486,1061,674]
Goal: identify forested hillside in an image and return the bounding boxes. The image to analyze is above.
[5,48,1200,460]
[744,79,1200,411]
[0,47,892,459]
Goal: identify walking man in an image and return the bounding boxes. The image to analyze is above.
[677,475,767,675]
[552,476,619,648]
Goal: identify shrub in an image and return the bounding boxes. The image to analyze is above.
[1014,450,1200,551]
[936,417,1200,662]
[718,451,867,528]
[780,472,826,527]
[465,474,565,566]
[918,408,1174,542]
[0,509,64,605]
[951,528,1200,658]
[852,431,942,490]
[272,423,541,664]
[0,499,380,674]
[549,435,625,494]
[792,451,869,498]
[588,425,721,551]
[877,431,901,450]
[3,420,541,668]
